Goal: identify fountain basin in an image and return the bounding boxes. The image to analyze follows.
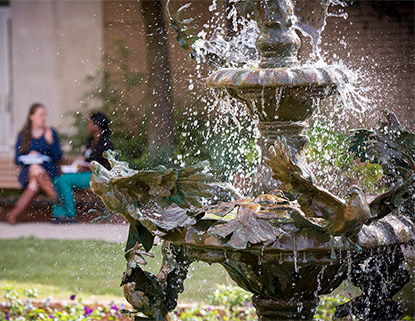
[166,215,415,252]
[160,212,415,320]
[207,66,348,89]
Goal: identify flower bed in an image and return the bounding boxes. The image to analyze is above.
[1,285,351,321]
[0,287,127,321]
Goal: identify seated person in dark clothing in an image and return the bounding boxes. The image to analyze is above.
[52,112,113,223]
[7,103,62,224]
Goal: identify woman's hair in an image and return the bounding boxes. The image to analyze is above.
[90,112,111,136]
[20,103,45,154]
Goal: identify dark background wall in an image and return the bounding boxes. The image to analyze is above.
[321,1,414,130]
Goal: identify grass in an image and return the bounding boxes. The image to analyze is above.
[0,237,363,307]
[0,237,233,303]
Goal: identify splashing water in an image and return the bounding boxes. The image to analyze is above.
[176,0,381,198]
[193,10,260,68]
[293,0,348,61]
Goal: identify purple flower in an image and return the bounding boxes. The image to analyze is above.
[49,315,54,319]
[70,294,76,300]
[110,304,118,311]
[84,306,94,316]
[243,301,253,308]
[5,315,10,320]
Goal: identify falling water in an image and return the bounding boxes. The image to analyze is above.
[346,250,354,321]
[258,245,265,275]
[192,5,260,68]
[293,237,299,274]
[316,265,327,296]
[330,235,337,261]
[293,0,348,61]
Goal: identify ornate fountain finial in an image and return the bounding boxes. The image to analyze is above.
[236,0,301,68]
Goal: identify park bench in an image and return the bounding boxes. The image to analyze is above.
[0,156,123,223]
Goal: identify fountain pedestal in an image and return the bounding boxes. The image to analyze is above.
[252,296,319,321]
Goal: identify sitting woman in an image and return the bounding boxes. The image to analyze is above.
[7,103,62,224]
[52,112,113,223]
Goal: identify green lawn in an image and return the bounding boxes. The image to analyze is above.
[0,237,233,303]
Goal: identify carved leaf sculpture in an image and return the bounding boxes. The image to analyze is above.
[348,109,415,181]
[145,204,199,236]
[207,190,307,249]
[348,109,415,222]
[210,202,283,249]
[122,242,192,320]
[125,221,155,260]
[91,151,212,215]
[166,1,199,58]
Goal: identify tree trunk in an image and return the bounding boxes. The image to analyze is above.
[141,0,174,166]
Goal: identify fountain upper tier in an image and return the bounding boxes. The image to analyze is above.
[207,67,347,90]
[207,66,348,123]
[205,0,348,125]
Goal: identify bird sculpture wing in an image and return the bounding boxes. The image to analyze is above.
[265,138,373,236]
[265,138,346,220]
[368,172,415,224]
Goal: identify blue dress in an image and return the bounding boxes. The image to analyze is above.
[14,129,62,188]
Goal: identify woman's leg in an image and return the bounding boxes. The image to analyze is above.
[6,173,39,224]
[28,164,58,201]
[52,172,91,218]
[52,175,68,218]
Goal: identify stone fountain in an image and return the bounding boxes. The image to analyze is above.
[89,1,415,320]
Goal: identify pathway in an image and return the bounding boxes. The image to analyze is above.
[0,222,129,243]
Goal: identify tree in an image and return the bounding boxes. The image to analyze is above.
[141,0,174,166]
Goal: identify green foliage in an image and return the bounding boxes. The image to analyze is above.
[178,307,223,321]
[209,284,252,314]
[314,294,348,320]
[178,284,348,321]
[1,284,350,321]
[179,284,256,321]
[307,121,351,169]
[0,286,119,321]
[306,120,384,195]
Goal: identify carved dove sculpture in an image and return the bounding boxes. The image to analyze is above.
[265,138,371,236]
